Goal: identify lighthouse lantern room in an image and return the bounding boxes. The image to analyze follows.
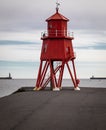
[34,3,80,91]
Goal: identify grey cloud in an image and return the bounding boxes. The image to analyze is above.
[0,40,35,45]
[0,0,106,31]
[74,42,106,50]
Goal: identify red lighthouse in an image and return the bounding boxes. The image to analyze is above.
[34,3,80,91]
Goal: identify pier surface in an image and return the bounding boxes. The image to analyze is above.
[0,88,106,130]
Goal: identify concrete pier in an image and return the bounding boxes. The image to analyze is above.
[0,88,106,130]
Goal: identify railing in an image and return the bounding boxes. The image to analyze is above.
[41,30,74,38]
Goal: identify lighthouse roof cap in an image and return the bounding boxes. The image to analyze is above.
[46,11,69,21]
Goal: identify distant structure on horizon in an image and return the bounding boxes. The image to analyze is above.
[90,75,106,80]
[34,2,80,91]
[0,73,12,79]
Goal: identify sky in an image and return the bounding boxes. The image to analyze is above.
[0,0,106,78]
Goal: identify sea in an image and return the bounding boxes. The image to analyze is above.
[0,79,106,98]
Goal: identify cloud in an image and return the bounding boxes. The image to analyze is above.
[62,0,106,29]
[0,31,41,42]
[0,0,106,31]
[71,29,106,51]
[76,49,106,62]
[0,43,41,62]
[74,42,106,50]
[0,40,35,45]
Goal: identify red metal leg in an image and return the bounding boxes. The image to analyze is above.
[66,61,77,88]
[57,61,65,88]
[72,59,80,87]
[35,60,49,90]
[39,61,63,90]
[49,60,58,89]
[35,60,43,88]
[39,61,49,87]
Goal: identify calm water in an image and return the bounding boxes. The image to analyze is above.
[0,79,106,98]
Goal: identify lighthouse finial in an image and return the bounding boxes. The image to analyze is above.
[56,1,60,13]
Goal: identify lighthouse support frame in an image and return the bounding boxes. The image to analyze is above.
[34,59,79,90]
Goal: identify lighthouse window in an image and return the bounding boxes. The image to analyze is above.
[66,47,68,53]
[43,44,48,53]
[66,47,70,54]
[49,24,52,29]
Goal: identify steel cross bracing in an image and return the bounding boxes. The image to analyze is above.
[34,60,79,90]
